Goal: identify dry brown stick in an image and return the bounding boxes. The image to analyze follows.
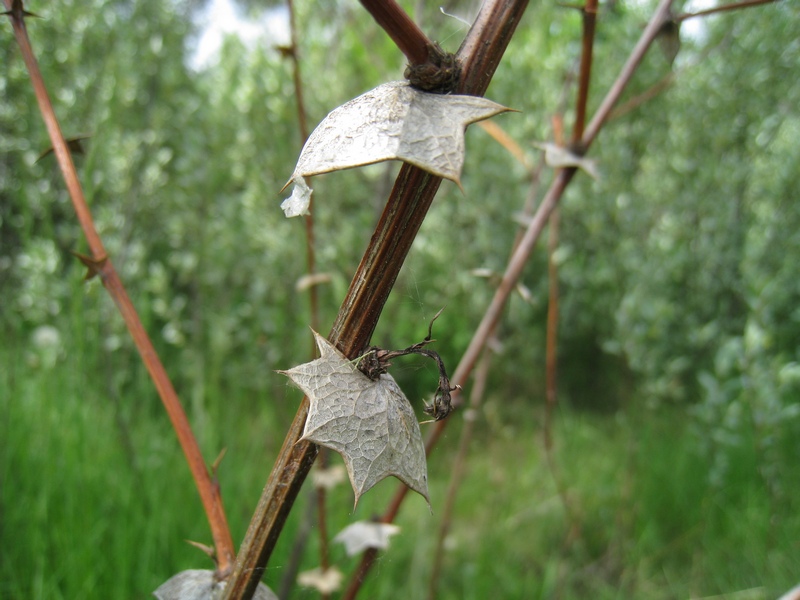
[542,0,599,560]
[285,0,320,339]
[583,0,676,147]
[426,344,494,600]
[608,72,675,120]
[273,2,330,596]
[675,0,777,22]
[572,0,598,144]
[358,0,430,65]
[3,0,235,575]
[425,139,548,600]
[344,0,678,591]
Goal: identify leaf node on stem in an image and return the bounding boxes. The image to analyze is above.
[404,42,460,93]
[357,309,458,421]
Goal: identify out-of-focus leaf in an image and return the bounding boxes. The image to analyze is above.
[279,330,429,507]
[153,570,277,600]
[311,464,347,490]
[295,272,333,292]
[297,566,344,594]
[533,142,599,179]
[333,521,401,557]
[36,135,91,163]
[656,18,681,66]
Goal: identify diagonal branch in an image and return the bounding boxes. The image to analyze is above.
[359,0,430,65]
[572,0,599,144]
[675,0,777,22]
[583,0,676,147]
[3,0,235,576]
[342,0,678,593]
[221,1,530,598]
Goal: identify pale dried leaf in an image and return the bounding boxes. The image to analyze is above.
[153,570,277,600]
[281,176,312,217]
[477,120,530,168]
[279,330,429,507]
[311,464,347,490]
[533,142,599,179]
[297,566,344,594]
[470,267,496,279]
[333,521,401,557]
[516,282,533,303]
[283,81,510,205]
[295,272,332,292]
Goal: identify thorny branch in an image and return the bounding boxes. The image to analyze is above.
[222,2,530,598]
[3,0,235,576]
[675,0,777,22]
[342,0,680,595]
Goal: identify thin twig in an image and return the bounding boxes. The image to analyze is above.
[543,0,600,558]
[572,0,598,145]
[607,72,675,120]
[3,0,235,575]
[426,133,548,597]
[675,0,777,22]
[426,344,493,600]
[583,0,676,147]
[275,1,329,596]
[286,0,321,337]
[359,0,430,65]
[343,0,678,592]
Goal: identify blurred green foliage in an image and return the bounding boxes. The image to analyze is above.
[2,0,800,597]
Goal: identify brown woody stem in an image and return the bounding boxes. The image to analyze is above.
[675,0,776,22]
[572,0,599,145]
[344,0,679,593]
[3,0,235,575]
[223,1,530,598]
[339,4,533,598]
[358,0,431,65]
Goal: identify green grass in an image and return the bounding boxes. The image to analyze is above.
[2,337,799,599]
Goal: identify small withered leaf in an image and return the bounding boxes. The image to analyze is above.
[333,521,401,557]
[533,141,600,180]
[297,566,344,594]
[279,330,429,508]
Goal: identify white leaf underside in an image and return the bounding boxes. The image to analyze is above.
[280,330,429,507]
[281,81,511,217]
